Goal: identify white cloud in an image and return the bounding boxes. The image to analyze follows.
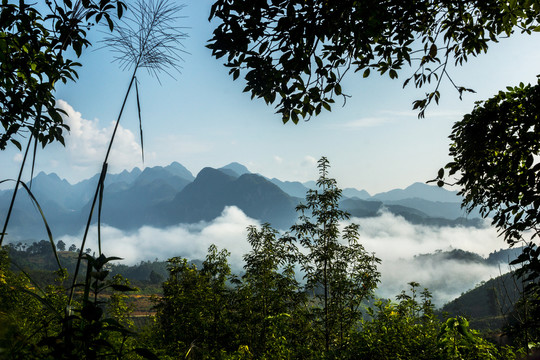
[59,207,510,307]
[12,153,23,163]
[60,206,257,270]
[348,211,506,305]
[273,155,283,164]
[57,99,143,173]
[301,155,317,167]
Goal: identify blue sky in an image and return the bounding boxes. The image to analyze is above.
[3,0,540,194]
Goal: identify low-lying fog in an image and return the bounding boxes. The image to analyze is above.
[59,206,509,307]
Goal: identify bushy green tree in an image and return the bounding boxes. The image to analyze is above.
[153,245,233,358]
[0,247,48,358]
[352,283,440,360]
[201,244,235,356]
[352,283,520,360]
[0,249,153,359]
[234,224,307,358]
[56,240,66,252]
[107,274,136,329]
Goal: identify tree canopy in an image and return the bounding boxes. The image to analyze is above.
[208,0,540,122]
[0,0,126,151]
[433,78,540,346]
[440,79,540,246]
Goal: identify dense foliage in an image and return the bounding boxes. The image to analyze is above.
[0,248,156,359]
[207,0,540,122]
[433,80,540,348]
[0,0,126,151]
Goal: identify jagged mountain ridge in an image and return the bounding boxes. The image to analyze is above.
[0,162,480,240]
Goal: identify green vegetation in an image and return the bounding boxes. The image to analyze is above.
[0,159,529,359]
[2,0,540,358]
[433,79,540,350]
[0,0,126,152]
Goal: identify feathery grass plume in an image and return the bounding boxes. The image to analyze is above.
[69,0,187,305]
[102,0,188,81]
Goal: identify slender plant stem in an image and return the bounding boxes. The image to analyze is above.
[0,134,33,247]
[68,64,139,305]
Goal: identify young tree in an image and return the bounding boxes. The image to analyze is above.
[200,244,235,356]
[292,157,380,353]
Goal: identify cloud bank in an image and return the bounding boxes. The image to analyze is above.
[60,206,257,268]
[350,212,506,305]
[59,208,508,307]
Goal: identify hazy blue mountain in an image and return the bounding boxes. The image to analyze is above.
[219,162,251,177]
[96,179,181,229]
[164,161,194,181]
[372,182,461,203]
[340,198,383,218]
[68,167,143,209]
[155,167,298,229]
[153,167,239,225]
[25,172,73,209]
[342,188,371,199]
[1,161,486,241]
[383,198,472,219]
[414,249,486,264]
[108,167,142,184]
[303,180,317,190]
[81,165,192,229]
[133,166,191,191]
[384,204,484,227]
[228,174,299,227]
[0,164,191,238]
[269,178,310,198]
[340,198,483,227]
[0,185,81,239]
[298,182,372,200]
[486,246,524,265]
[218,168,239,178]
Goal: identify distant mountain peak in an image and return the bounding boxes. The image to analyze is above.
[159,162,194,181]
[219,162,250,177]
[196,167,236,183]
[372,182,461,203]
[342,187,371,199]
[32,171,69,185]
[303,180,317,190]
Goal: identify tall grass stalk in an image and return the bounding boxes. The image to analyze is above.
[68,0,187,305]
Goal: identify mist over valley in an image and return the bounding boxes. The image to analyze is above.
[1,162,517,306]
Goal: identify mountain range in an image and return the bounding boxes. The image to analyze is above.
[0,162,483,241]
